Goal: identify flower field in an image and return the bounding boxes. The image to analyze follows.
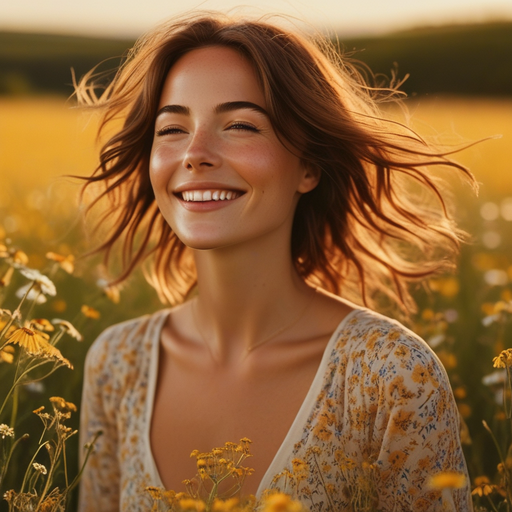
[1,94,512,510]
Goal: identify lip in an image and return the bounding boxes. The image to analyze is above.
[176,192,244,212]
[172,181,246,211]
[174,181,246,194]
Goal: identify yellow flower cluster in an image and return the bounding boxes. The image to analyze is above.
[6,326,73,368]
[428,471,467,490]
[493,349,512,369]
[145,439,305,512]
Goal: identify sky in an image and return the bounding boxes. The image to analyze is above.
[1,0,512,38]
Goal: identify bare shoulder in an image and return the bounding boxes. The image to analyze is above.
[306,288,357,339]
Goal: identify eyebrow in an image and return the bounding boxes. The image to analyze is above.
[155,101,268,119]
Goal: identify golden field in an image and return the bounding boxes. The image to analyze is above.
[0,95,511,198]
[1,94,512,510]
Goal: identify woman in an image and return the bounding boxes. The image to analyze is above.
[77,13,474,512]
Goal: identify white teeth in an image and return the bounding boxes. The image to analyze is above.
[180,189,240,202]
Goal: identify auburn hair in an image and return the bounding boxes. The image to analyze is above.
[74,12,476,312]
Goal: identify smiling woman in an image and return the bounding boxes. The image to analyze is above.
[75,12,475,512]
[150,46,317,251]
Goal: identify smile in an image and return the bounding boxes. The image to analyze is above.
[179,189,243,202]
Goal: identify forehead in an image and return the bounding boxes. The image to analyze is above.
[158,46,265,109]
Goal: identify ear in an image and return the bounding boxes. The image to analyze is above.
[297,163,321,194]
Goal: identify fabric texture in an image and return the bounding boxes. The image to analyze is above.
[78,307,472,512]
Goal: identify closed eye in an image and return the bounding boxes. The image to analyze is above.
[228,122,259,132]
[156,126,186,136]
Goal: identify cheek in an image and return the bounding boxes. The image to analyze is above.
[149,145,176,196]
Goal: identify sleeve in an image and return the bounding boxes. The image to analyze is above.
[373,334,473,512]
[78,329,121,512]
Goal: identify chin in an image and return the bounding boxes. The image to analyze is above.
[175,233,229,251]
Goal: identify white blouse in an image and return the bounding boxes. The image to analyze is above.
[78,307,472,511]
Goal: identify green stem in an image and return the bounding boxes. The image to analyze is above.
[64,431,102,501]
[9,386,19,429]
[12,280,36,321]
[505,367,512,420]
[485,494,499,512]
[0,358,57,418]
[23,290,40,322]
[206,481,219,511]
[20,440,50,494]
[0,433,29,484]
[37,438,62,508]
[483,420,506,466]
[49,329,65,347]
[63,439,69,488]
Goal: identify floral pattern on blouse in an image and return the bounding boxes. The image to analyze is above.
[78,308,472,512]
[267,309,472,512]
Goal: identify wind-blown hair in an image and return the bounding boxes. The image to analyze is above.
[75,13,476,312]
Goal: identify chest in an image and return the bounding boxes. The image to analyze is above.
[150,345,327,497]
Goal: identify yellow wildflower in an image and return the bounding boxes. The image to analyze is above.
[97,278,121,303]
[472,484,495,497]
[453,387,467,400]
[0,266,14,287]
[46,252,74,274]
[12,250,29,265]
[81,305,100,319]
[212,497,240,512]
[428,471,466,489]
[7,327,50,355]
[178,498,206,511]
[145,486,163,500]
[430,277,459,298]
[261,493,303,512]
[239,437,252,453]
[104,285,121,304]
[50,396,77,413]
[474,476,491,486]
[6,327,72,368]
[457,403,472,419]
[493,349,512,369]
[30,318,55,332]
[421,309,435,321]
[0,345,14,364]
[43,343,73,368]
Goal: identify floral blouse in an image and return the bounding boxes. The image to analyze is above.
[78,307,472,512]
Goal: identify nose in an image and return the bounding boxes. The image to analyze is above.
[182,129,221,171]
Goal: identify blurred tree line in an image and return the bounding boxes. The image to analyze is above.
[0,20,511,97]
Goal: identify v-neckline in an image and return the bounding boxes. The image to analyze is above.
[143,306,362,497]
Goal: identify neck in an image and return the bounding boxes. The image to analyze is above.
[192,228,315,362]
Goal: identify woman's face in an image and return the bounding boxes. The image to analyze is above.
[149,45,318,250]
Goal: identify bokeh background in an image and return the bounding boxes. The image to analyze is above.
[1,0,512,509]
